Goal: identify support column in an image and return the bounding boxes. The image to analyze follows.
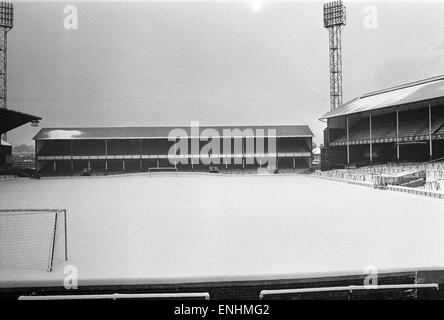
[242,138,245,174]
[369,113,373,163]
[35,141,40,174]
[396,109,400,161]
[174,143,177,169]
[53,161,56,173]
[122,159,125,172]
[139,139,143,171]
[105,140,108,172]
[429,104,433,160]
[293,157,295,172]
[70,140,74,173]
[346,116,350,164]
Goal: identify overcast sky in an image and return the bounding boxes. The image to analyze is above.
[7,0,444,146]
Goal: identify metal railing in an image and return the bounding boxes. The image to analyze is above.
[19,292,210,300]
[260,283,439,300]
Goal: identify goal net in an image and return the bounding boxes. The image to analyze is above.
[148,167,179,176]
[0,209,67,272]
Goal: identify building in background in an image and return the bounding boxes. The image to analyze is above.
[312,146,321,170]
[0,108,41,172]
[34,125,313,176]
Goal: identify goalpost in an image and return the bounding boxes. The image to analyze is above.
[148,167,179,177]
[0,209,68,272]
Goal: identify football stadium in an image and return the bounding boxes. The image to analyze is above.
[1,1,444,301]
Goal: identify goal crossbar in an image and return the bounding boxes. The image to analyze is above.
[0,209,66,215]
[148,167,179,176]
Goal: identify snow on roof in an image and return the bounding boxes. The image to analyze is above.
[46,130,83,139]
[34,125,314,140]
[320,75,444,120]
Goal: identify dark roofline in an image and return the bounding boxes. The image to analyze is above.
[33,124,312,129]
[33,125,314,140]
[0,108,42,135]
[0,108,41,120]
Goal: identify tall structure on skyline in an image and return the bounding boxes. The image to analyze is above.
[323,1,346,111]
[0,2,13,141]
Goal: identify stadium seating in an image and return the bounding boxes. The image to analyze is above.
[330,114,444,145]
[399,119,427,137]
[316,160,444,193]
[435,122,444,135]
[373,123,396,140]
[277,139,310,153]
[416,116,444,136]
[331,116,397,144]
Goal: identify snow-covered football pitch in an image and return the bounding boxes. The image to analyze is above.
[0,173,443,287]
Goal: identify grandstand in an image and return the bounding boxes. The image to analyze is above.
[33,125,313,176]
[320,75,444,193]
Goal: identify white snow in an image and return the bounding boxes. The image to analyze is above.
[46,130,82,139]
[0,174,443,288]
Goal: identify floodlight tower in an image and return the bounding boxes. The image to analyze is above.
[0,2,13,141]
[323,1,346,110]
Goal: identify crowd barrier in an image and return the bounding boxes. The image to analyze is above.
[312,172,375,188]
[314,162,444,199]
[0,175,15,180]
[386,185,444,199]
[318,161,444,192]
